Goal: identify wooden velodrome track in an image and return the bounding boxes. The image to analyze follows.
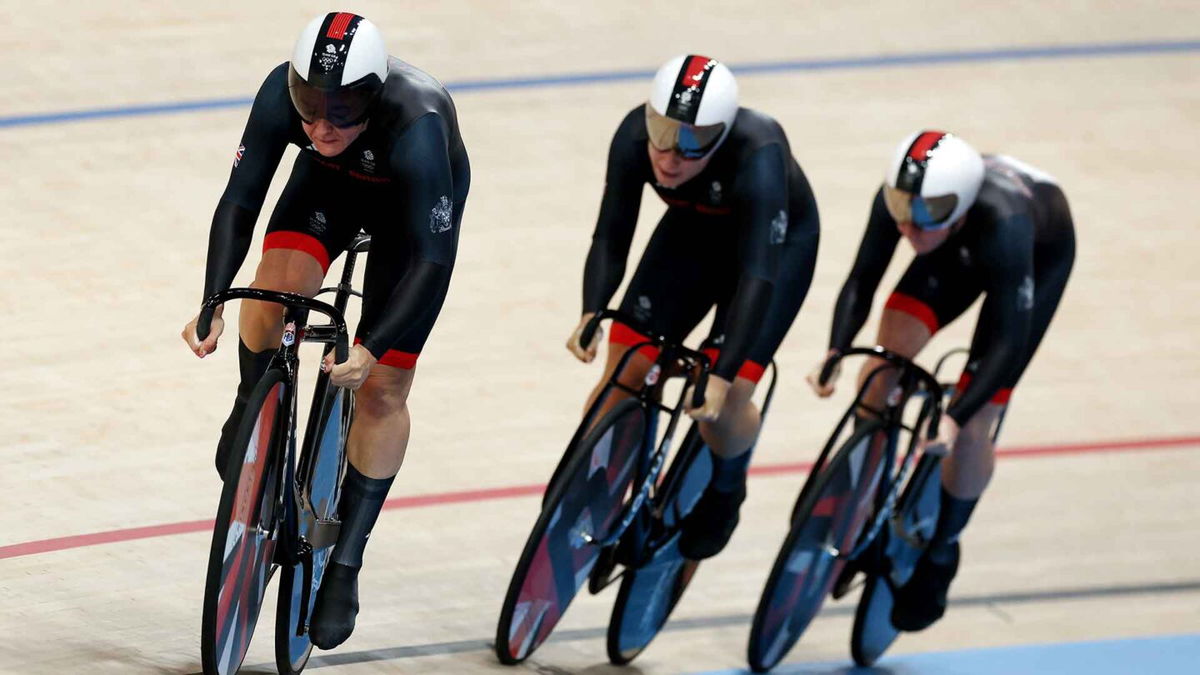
[2,1,1198,673]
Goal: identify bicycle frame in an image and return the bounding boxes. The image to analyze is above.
[801,348,946,563]
[198,234,366,637]
[573,310,712,551]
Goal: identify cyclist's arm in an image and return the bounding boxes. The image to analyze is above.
[713,143,790,380]
[202,63,293,300]
[828,188,901,351]
[582,109,646,315]
[946,213,1035,423]
[357,114,458,360]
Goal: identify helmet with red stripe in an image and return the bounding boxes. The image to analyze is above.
[884,130,984,230]
[288,12,388,128]
[646,55,739,159]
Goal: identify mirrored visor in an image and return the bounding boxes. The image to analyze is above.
[883,185,959,231]
[288,65,380,128]
[645,105,725,159]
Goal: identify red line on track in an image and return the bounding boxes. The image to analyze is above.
[2,434,1197,561]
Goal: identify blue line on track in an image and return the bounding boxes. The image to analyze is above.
[693,633,1200,675]
[2,39,1197,129]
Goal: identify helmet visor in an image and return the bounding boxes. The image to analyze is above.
[288,65,380,128]
[645,105,725,159]
[883,185,959,231]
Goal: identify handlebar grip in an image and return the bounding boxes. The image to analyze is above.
[196,307,214,342]
[335,337,349,365]
[691,369,709,410]
[818,352,841,386]
[579,314,603,352]
[926,413,941,440]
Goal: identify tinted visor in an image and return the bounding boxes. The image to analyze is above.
[883,185,959,231]
[288,65,381,128]
[645,105,725,159]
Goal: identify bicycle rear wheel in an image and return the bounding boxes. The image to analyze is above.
[851,455,941,666]
[747,421,890,673]
[495,399,648,664]
[201,370,289,675]
[606,425,710,665]
[276,386,350,674]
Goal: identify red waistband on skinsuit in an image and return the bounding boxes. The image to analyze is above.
[701,347,767,383]
[609,321,662,360]
[354,337,418,369]
[884,292,940,334]
[609,322,766,382]
[263,231,332,273]
[955,372,1013,405]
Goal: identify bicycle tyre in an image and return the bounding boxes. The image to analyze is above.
[850,454,941,666]
[201,369,289,675]
[494,398,648,664]
[605,424,710,665]
[275,386,350,674]
[747,420,890,673]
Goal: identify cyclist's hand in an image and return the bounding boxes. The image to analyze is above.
[921,413,960,456]
[182,310,224,358]
[806,349,841,397]
[566,312,600,363]
[324,344,377,391]
[686,374,731,422]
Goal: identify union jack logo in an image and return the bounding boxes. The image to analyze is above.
[233,144,245,167]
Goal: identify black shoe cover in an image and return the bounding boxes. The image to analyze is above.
[308,562,361,650]
[678,483,747,560]
[891,542,959,631]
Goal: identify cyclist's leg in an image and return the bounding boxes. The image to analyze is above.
[896,199,1075,630]
[308,198,459,649]
[215,162,356,478]
[935,188,1076,547]
[700,216,820,477]
[858,244,982,416]
[582,209,726,415]
[679,214,819,559]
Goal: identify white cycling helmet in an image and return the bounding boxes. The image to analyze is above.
[288,12,389,127]
[884,130,985,230]
[645,54,739,158]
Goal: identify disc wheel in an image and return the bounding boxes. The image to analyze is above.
[851,455,942,666]
[606,425,711,664]
[275,386,350,674]
[747,422,890,673]
[494,399,648,664]
[201,371,288,675]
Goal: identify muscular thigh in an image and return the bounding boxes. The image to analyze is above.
[263,155,365,276]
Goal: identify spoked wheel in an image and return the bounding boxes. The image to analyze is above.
[276,386,350,674]
[747,422,890,673]
[201,371,289,675]
[495,399,648,664]
[851,455,942,667]
[606,425,711,665]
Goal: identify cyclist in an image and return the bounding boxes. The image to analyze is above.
[179,12,470,649]
[810,130,1075,630]
[566,55,820,560]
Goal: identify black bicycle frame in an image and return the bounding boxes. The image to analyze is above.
[573,310,712,551]
[799,347,948,562]
[196,234,365,636]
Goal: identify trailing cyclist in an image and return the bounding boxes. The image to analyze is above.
[810,130,1075,631]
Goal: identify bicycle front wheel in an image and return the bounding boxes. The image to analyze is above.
[201,370,289,675]
[747,421,890,672]
[276,385,350,674]
[606,424,709,665]
[851,454,942,666]
[495,399,648,664]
